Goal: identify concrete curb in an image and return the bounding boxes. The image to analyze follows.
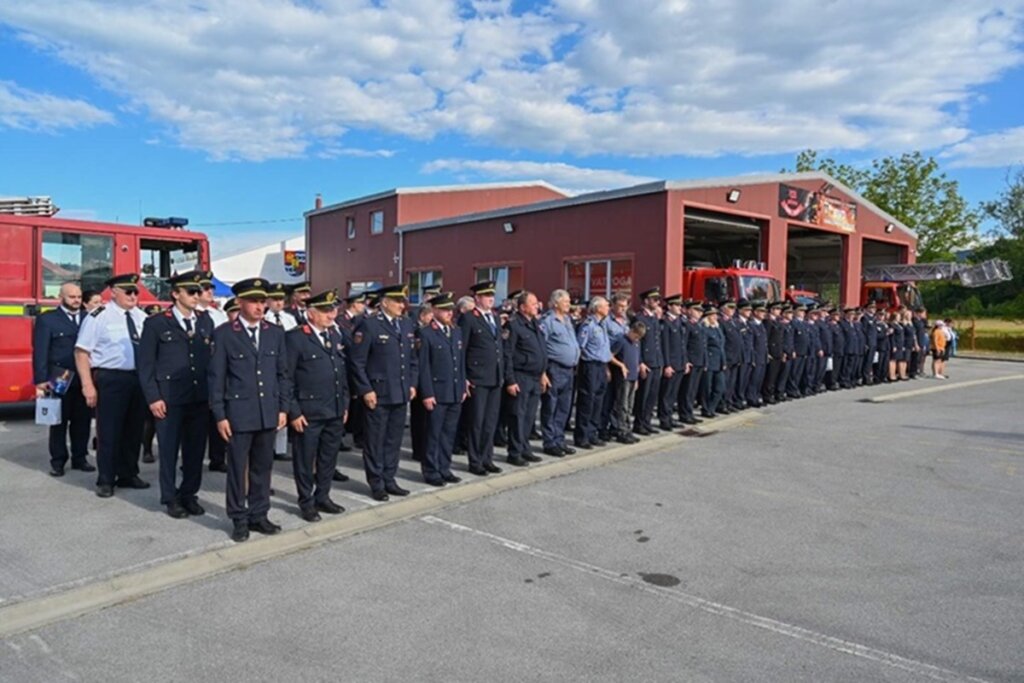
[861,374,1024,403]
[0,410,763,638]
[954,353,1024,364]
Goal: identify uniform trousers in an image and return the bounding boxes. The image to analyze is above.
[362,402,407,494]
[737,362,752,407]
[747,363,765,404]
[724,364,740,407]
[424,402,461,481]
[207,409,226,467]
[508,374,541,459]
[155,401,208,505]
[633,367,661,431]
[49,376,91,470]
[677,370,697,420]
[346,397,365,447]
[682,367,704,417]
[657,368,683,426]
[701,367,726,415]
[465,384,501,469]
[225,428,274,522]
[410,396,429,462]
[776,359,791,396]
[541,362,575,449]
[292,416,344,511]
[786,356,805,396]
[574,360,607,445]
[764,358,782,400]
[93,369,145,487]
[613,378,637,435]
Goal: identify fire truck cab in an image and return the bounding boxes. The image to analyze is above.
[683,261,782,305]
[0,214,210,403]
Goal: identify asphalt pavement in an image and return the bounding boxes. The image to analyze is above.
[1,358,1022,682]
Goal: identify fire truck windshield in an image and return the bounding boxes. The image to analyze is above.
[740,275,781,302]
[140,238,202,300]
[898,283,923,309]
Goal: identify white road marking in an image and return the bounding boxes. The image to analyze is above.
[864,374,1024,403]
[421,515,990,683]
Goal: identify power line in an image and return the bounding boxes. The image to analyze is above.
[192,217,300,227]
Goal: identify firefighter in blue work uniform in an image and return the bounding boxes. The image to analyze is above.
[416,292,467,486]
[209,278,289,542]
[348,283,418,500]
[459,280,505,477]
[74,273,149,498]
[632,287,663,434]
[657,294,687,430]
[285,289,349,522]
[502,290,548,467]
[137,271,214,519]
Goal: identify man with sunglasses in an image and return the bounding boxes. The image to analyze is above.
[196,271,229,327]
[195,270,229,472]
[137,272,215,519]
[74,273,150,498]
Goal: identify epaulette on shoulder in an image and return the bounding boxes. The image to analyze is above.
[431,320,440,330]
[164,311,173,318]
[231,320,242,331]
[90,306,105,317]
[473,309,481,317]
[302,324,312,334]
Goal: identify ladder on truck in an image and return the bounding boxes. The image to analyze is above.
[862,259,1013,288]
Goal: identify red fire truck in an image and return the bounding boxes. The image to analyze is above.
[861,259,1012,312]
[683,261,783,305]
[0,214,210,404]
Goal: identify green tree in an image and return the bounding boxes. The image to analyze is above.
[981,167,1024,239]
[786,150,979,262]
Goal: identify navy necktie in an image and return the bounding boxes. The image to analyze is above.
[184,317,194,336]
[248,326,258,348]
[125,311,140,345]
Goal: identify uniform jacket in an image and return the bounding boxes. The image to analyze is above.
[792,318,810,355]
[750,319,768,365]
[861,314,879,350]
[659,315,687,370]
[138,309,214,406]
[704,324,727,371]
[634,310,664,367]
[503,313,548,384]
[684,317,707,368]
[459,308,504,387]
[348,312,418,405]
[418,321,467,403]
[765,316,784,360]
[285,324,349,421]
[737,316,754,364]
[209,319,289,432]
[782,321,796,355]
[721,316,743,365]
[32,308,84,385]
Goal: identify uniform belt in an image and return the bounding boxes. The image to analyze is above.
[93,368,138,374]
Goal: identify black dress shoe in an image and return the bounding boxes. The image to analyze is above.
[682,418,699,425]
[574,441,593,450]
[591,438,607,447]
[96,484,114,498]
[248,518,281,535]
[442,473,462,483]
[542,447,565,457]
[522,453,542,463]
[529,430,543,441]
[615,435,633,444]
[561,446,577,455]
[115,476,150,489]
[71,461,96,473]
[182,499,205,516]
[700,411,715,419]
[424,478,446,487]
[484,463,503,474]
[231,523,250,542]
[273,452,291,461]
[332,469,350,482]
[452,447,466,456]
[658,423,673,431]
[301,509,322,522]
[468,466,489,476]
[315,499,345,514]
[49,465,65,477]
[209,462,228,472]
[385,484,410,496]
[142,451,155,464]
[166,502,189,519]
[371,490,390,501]
[506,456,529,467]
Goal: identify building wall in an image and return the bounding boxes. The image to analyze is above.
[397,186,566,225]
[402,192,669,301]
[212,235,305,285]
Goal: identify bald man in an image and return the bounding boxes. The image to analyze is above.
[33,282,95,476]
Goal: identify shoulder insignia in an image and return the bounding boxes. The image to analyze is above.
[431,321,440,330]
[501,328,510,340]
[473,309,481,317]
[164,311,173,318]
[90,306,105,317]
[302,325,312,334]
[353,331,364,344]
[414,338,421,350]
[232,321,242,331]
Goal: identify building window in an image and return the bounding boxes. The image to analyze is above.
[40,231,114,299]
[407,270,442,304]
[346,280,383,298]
[565,258,632,303]
[370,210,384,235]
[474,265,523,304]
[346,216,355,239]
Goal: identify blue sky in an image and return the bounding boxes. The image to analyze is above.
[2,1,1023,257]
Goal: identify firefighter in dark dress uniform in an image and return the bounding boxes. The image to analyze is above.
[137,271,213,519]
[209,278,289,542]
[33,281,94,476]
[284,289,349,522]
[632,287,663,434]
[459,280,505,476]
[74,273,149,498]
[286,281,312,325]
[337,291,368,452]
[656,294,687,430]
[348,283,418,501]
[409,303,435,463]
[502,290,549,466]
[678,299,706,424]
[416,292,467,486]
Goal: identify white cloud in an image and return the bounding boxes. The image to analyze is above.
[942,126,1024,168]
[422,158,656,193]
[2,1,1022,159]
[0,79,113,131]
